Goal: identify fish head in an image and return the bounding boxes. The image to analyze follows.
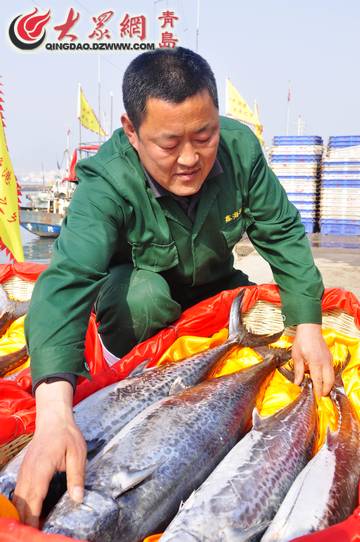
[43,489,118,541]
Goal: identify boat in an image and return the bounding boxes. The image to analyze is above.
[20,145,99,238]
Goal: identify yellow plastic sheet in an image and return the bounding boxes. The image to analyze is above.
[155,326,360,452]
[0,315,29,376]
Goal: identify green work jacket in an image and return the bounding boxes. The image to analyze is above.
[26,116,323,382]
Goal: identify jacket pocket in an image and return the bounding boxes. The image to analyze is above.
[131,241,179,272]
[220,215,247,250]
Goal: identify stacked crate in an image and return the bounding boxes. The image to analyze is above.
[320,136,360,235]
[270,136,323,233]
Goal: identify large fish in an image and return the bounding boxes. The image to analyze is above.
[43,346,290,542]
[261,385,360,541]
[0,285,29,339]
[159,378,317,542]
[0,290,282,511]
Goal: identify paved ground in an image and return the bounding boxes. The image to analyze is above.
[234,234,360,301]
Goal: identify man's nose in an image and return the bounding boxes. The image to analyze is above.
[177,143,199,168]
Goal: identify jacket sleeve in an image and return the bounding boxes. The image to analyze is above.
[25,161,124,383]
[245,137,324,326]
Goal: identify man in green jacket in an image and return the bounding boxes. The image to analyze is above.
[14,47,333,525]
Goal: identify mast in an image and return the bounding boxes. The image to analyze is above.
[286,80,291,135]
[196,0,200,52]
[110,91,114,135]
[98,55,101,145]
[77,82,82,159]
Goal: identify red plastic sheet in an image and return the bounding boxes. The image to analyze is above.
[1,265,360,439]
[0,262,46,284]
[0,518,85,542]
[292,506,360,541]
[1,264,360,540]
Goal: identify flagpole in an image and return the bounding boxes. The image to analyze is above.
[98,56,101,145]
[195,0,200,52]
[77,83,82,159]
[225,77,228,116]
[286,80,291,136]
[110,91,113,135]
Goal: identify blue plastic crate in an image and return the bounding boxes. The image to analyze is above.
[320,220,360,235]
[300,220,315,233]
[273,136,323,145]
[321,179,360,190]
[277,176,319,181]
[271,156,320,163]
[322,171,360,176]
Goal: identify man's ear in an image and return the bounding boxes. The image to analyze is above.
[121,114,139,151]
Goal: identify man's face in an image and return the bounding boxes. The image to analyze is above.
[122,90,220,196]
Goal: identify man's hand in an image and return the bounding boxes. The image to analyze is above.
[292,323,334,397]
[13,381,87,527]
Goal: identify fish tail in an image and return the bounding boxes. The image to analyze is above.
[278,365,314,390]
[0,345,28,377]
[254,345,292,368]
[228,289,284,347]
[334,350,351,391]
[12,299,30,319]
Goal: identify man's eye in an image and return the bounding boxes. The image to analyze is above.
[160,144,178,150]
[195,137,211,144]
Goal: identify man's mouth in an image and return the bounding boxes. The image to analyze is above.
[175,168,201,178]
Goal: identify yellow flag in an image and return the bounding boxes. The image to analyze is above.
[77,86,106,137]
[225,79,264,147]
[0,115,24,262]
[226,78,255,124]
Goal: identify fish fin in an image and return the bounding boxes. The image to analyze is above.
[251,407,264,430]
[127,358,151,378]
[0,285,11,318]
[325,424,339,450]
[169,376,187,395]
[111,462,161,499]
[278,367,312,390]
[277,365,295,383]
[0,313,12,339]
[253,346,292,370]
[334,351,351,390]
[227,289,284,347]
[241,328,284,348]
[12,299,30,319]
[222,521,270,541]
[228,289,245,341]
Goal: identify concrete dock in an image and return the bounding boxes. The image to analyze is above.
[234,234,360,301]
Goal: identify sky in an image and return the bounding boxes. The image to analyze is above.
[1,0,360,177]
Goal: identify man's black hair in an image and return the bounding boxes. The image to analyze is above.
[122,47,219,131]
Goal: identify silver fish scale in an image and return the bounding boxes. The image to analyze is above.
[43,351,284,542]
[262,388,360,541]
[0,339,237,503]
[88,375,255,485]
[161,382,317,542]
[74,338,239,446]
[318,391,360,528]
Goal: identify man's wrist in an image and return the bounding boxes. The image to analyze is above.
[32,373,77,395]
[35,380,74,412]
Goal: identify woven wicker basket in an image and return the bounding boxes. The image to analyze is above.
[0,276,35,469]
[1,279,359,469]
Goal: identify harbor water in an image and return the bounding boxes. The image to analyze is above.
[0,228,358,266]
[0,227,54,264]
